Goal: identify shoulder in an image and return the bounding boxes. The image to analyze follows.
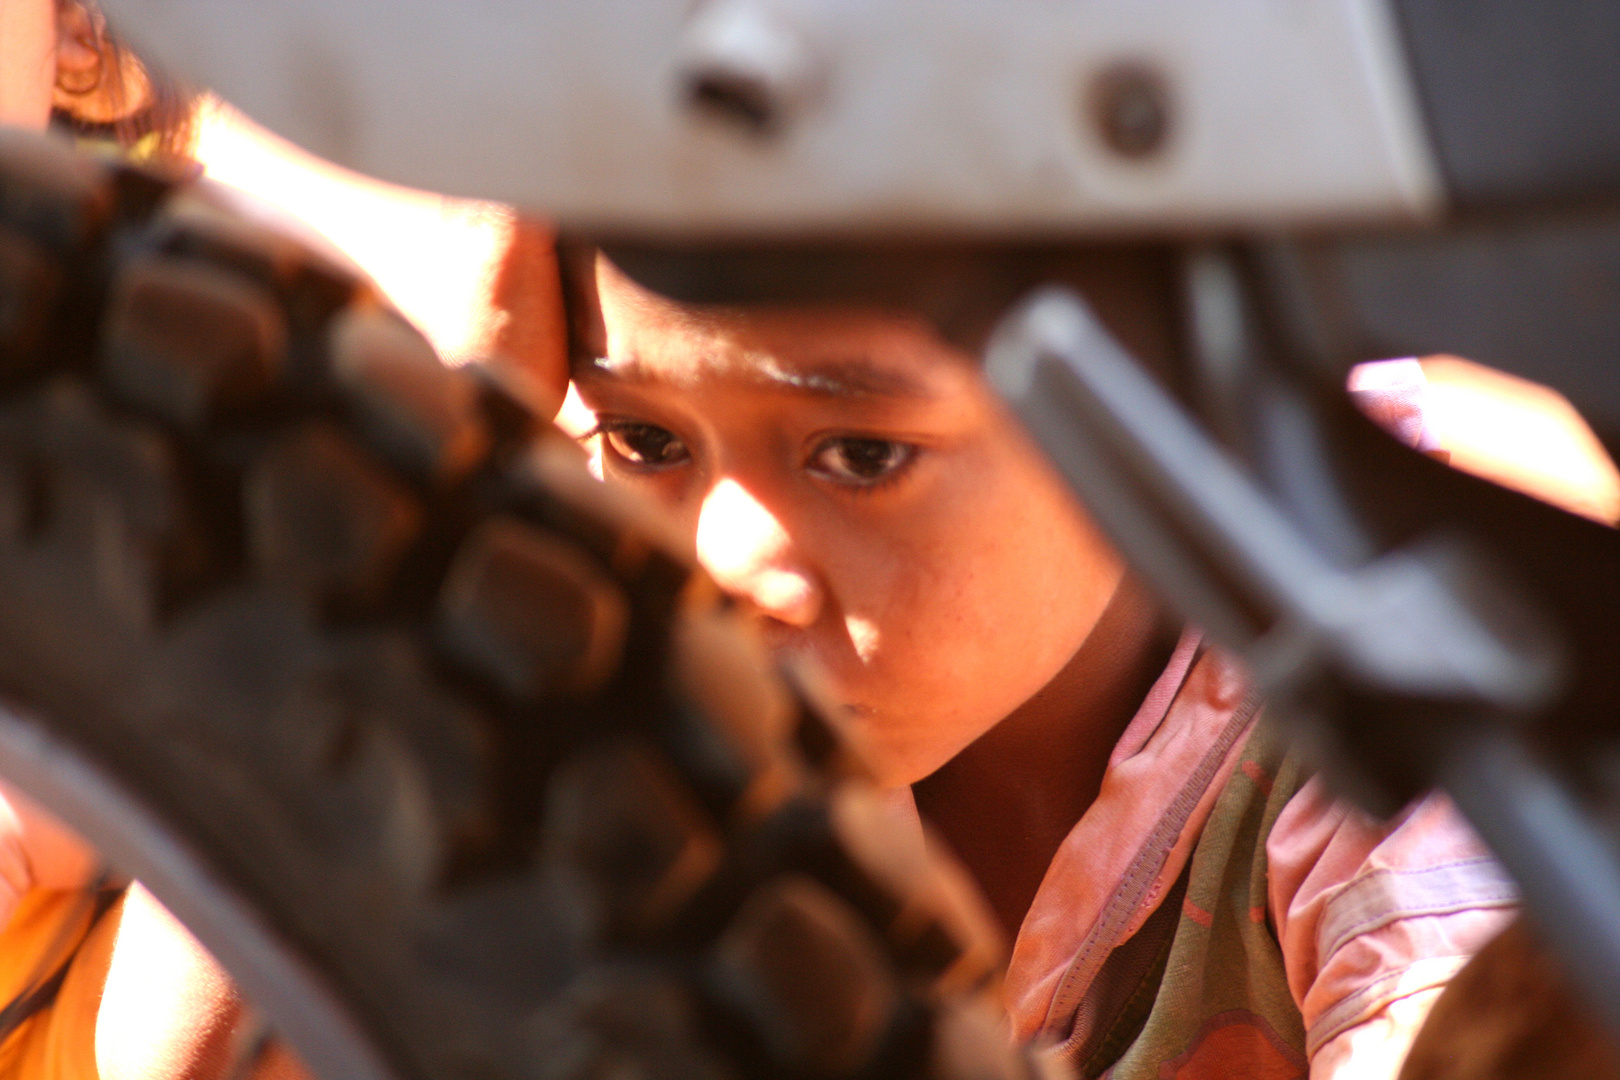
[1265,772,1518,1059]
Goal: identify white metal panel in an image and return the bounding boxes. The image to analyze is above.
[102,0,1443,235]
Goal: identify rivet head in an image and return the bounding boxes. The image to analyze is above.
[678,0,824,138]
[1089,61,1173,161]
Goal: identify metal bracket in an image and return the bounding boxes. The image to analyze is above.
[985,284,1620,1044]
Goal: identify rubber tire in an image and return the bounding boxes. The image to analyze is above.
[0,129,1036,1080]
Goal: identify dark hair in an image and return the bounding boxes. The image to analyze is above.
[48,0,200,165]
[560,236,1186,387]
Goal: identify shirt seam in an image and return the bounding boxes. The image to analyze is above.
[1304,955,1470,1056]
[1039,690,1261,1039]
[1315,857,1519,965]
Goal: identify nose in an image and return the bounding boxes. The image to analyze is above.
[695,478,823,627]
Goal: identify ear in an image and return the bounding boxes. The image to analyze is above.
[50,1,152,124]
[53,1,103,92]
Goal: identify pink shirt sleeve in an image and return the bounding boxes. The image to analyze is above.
[1267,777,1518,1063]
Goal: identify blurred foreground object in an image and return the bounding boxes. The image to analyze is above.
[192,97,565,383]
[66,0,1620,1073]
[38,0,569,400]
[0,128,1023,1080]
[96,0,1443,232]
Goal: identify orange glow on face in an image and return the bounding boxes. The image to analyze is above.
[696,477,824,629]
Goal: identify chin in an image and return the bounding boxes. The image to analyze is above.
[791,663,973,786]
[827,706,958,789]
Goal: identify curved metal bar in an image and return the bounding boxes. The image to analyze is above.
[1441,729,1620,1046]
[0,699,399,1080]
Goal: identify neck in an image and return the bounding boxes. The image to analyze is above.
[912,575,1176,941]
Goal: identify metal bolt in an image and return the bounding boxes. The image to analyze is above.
[679,0,824,138]
[689,68,779,134]
[1090,62,1173,161]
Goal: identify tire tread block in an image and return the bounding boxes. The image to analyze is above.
[712,875,900,1077]
[245,424,422,605]
[437,517,629,701]
[103,256,286,428]
[0,130,1028,1080]
[330,309,489,485]
[542,739,722,943]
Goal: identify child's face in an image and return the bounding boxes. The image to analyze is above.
[574,257,1127,787]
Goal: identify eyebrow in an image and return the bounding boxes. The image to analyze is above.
[584,354,943,401]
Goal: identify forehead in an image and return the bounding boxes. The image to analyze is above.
[578,252,975,400]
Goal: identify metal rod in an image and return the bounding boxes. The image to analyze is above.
[1441,730,1620,1046]
[0,700,398,1080]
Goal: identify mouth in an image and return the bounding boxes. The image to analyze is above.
[754,616,809,653]
[760,636,870,722]
[742,615,882,726]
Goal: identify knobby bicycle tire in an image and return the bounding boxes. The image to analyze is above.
[0,129,1051,1080]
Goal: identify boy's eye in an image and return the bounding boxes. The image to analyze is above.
[808,437,915,485]
[602,422,690,468]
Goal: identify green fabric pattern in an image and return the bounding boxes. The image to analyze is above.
[1099,714,1312,1080]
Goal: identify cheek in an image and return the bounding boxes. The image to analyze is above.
[816,447,1124,785]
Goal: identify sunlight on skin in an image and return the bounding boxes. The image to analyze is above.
[1422,355,1620,525]
[557,382,598,441]
[0,781,97,900]
[13,21,1615,1067]
[1311,980,1449,1080]
[0,0,54,130]
[844,614,881,665]
[177,98,1620,544]
[193,97,513,364]
[695,478,822,628]
[95,881,317,1079]
[96,884,237,1080]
